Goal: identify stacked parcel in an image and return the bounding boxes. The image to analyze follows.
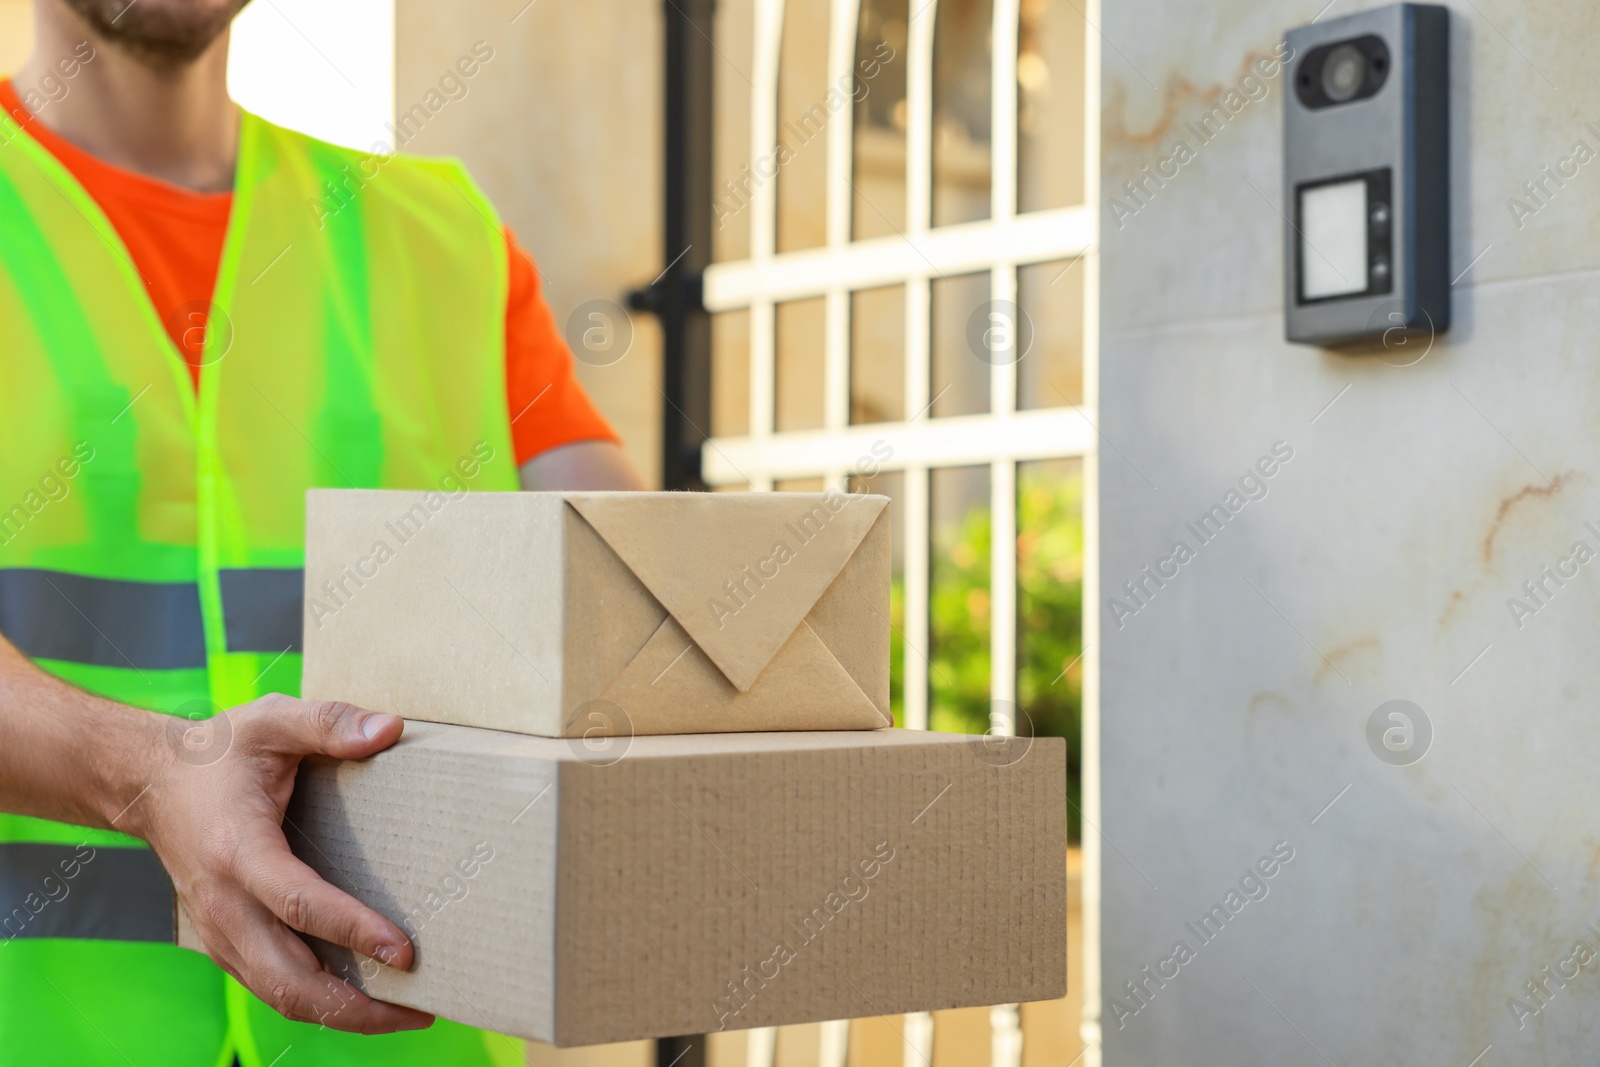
[180,489,1066,1046]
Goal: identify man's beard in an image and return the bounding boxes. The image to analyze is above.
[59,0,253,69]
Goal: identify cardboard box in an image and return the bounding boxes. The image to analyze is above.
[179,723,1066,1046]
[301,490,893,737]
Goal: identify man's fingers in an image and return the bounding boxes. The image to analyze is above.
[250,695,404,760]
[238,838,415,970]
[186,905,245,985]
[244,912,433,1034]
[295,969,437,1035]
[193,888,431,1035]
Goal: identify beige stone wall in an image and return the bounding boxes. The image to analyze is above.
[395,0,665,487]
[1099,0,1600,1063]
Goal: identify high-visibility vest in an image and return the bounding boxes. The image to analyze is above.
[0,107,525,1067]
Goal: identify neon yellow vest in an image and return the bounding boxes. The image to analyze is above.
[0,108,523,1067]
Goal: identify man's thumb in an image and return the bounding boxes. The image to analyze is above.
[301,700,404,758]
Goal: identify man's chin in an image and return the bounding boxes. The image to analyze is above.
[59,0,252,68]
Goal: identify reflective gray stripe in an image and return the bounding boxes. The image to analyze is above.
[0,568,207,670]
[0,843,174,943]
[219,568,304,654]
[0,566,305,666]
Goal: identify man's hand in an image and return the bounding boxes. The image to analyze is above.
[129,694,435,1035]
[0,635,429,1033]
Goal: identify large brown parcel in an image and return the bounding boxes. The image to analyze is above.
[179,722,1066,1046]
[301,490,892,737]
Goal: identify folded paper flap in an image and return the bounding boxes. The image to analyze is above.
[590,615,890,732]
[566,492,888,692]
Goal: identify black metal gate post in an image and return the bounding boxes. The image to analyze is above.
[631,0,716,493]
[655,1033,709,1067]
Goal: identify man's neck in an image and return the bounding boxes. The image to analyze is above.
[12,5,239,193]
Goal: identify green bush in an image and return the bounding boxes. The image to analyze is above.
[887,467,1084,841]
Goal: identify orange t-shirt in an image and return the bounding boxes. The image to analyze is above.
[0,81,617,466]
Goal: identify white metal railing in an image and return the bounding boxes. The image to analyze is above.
[704,207,1093,305]
[703,0,1099,1063]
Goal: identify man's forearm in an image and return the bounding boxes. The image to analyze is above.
[0,635,160,836]
[0,635,436,1031]
[519,439,647,491]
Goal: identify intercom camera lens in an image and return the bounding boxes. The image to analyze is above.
[1321,44,1367,102]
